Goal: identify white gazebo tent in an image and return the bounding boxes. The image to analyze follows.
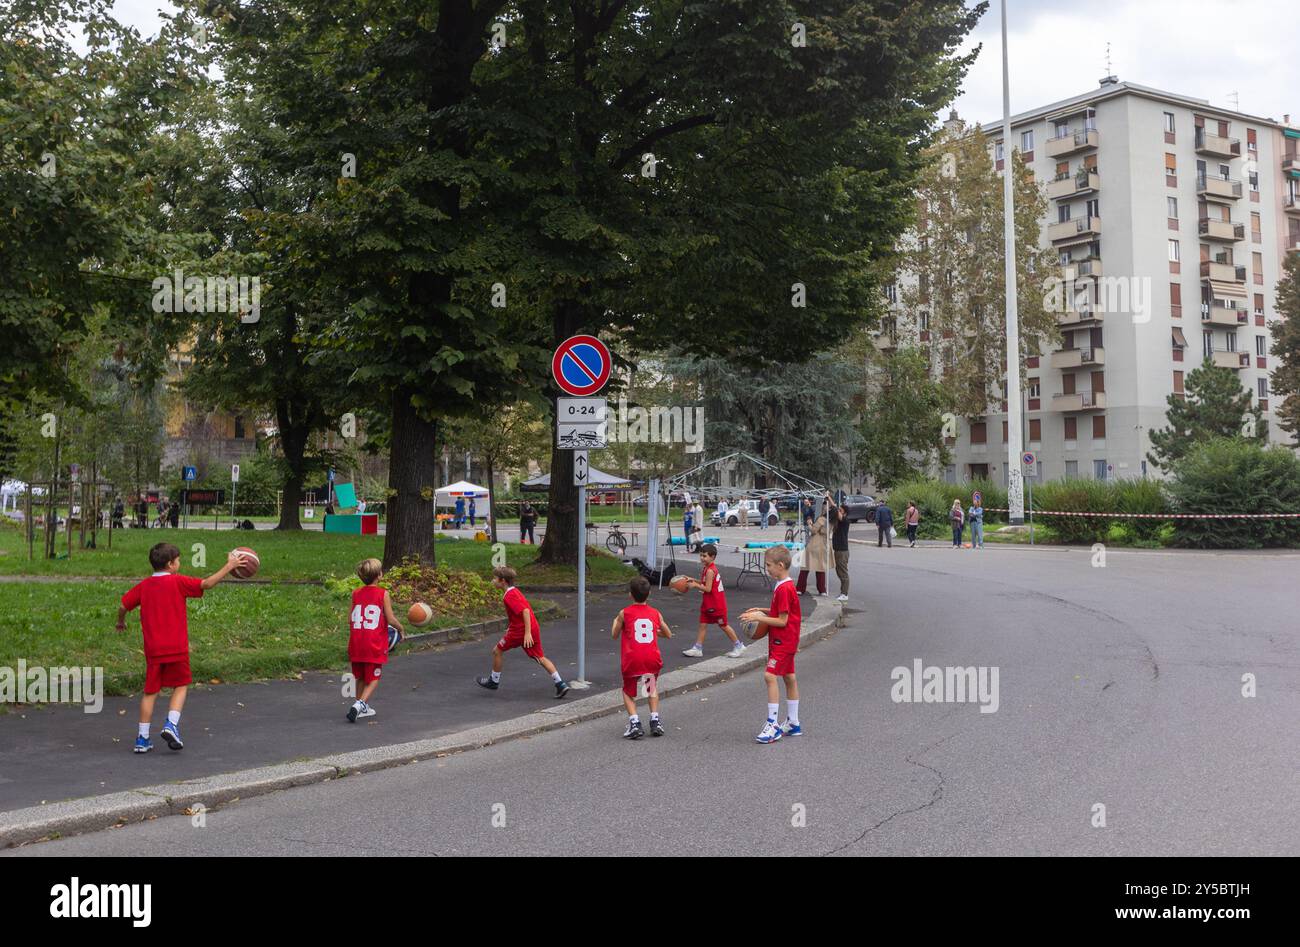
[435,480,491,531]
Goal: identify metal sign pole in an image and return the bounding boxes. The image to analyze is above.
[577,481,586,684]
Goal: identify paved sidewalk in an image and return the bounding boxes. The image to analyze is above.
[0,568,802,813]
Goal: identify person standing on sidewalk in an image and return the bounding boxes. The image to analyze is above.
[828,492,851,602]
[519,501,537,544]
[950,499,965,548]
[969,498,985,549]
[875,500,894,548]
[905,501,920,547]
[796,505,828,596]
[758,496,771,531]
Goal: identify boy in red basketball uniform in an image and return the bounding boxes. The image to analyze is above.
[476,566,570,698]
[347,558,404,722]
[739,544,802,744]
[611,576,673,739]
[680,543,746,659]
[116,542,247,753]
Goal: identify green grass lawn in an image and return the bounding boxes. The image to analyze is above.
[0,525,632,584]
[0,578,515,695]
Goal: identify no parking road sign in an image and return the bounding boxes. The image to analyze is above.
[552,335,611,397]
[1022,451,1036,469]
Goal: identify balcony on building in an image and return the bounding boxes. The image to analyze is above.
[1047,168,1100,201]
[1197,217,1245,242]
[1075,256,1102,279]
[1200,259,1246,283]
[1200,299,1248,327]
[1285,194,1300,215]
[1050,346,1105,369]
[1056,302,1103,327]
[1283,154,1300,175]
[1207,350,1249,370]
[1194,128,1241,159]
[1048,214,1102,243]
[874,332,896,352]
[1197,173,1243,201]
[1046,127,1099,158]
[1052,390,1106,411]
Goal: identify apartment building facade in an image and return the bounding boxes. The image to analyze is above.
[882,79,1298,484]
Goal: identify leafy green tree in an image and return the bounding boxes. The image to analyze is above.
[1270,251,1300,435]
[1147,360,1264,470]
[897,120,1060,417]
[443,401,547,542]
[858,346,953,488]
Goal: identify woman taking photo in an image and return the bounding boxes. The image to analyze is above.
[950,499,965,549]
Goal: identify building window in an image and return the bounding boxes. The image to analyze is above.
[1249,171,1259,193]
[1029,418,1041,442]
[1170,282,1182,318]
[1094,459,1109,480]
[1164,112,1175,133]
[1092,415,1106,440]
[1028,377,1040,399]
[1165,152,1177,176]
[884,283,897,303]
[1254,293,1265,316]
[1168,240,1180,262]
[1065,460,1079,478]
[995,140,1004,161]
[1021,130,1034,153]
[1167,196,1178,219]
[1256,335,1267,356]
[1202,330,1213,358]
[1253,252,1263,284]
[919,310,930,331]
[1251,212,1262,243]
[1002,421,1008,443]
[970,422,987,444]
[1064,416,1077,440]
[1247,128,1257,153]
[1174,370,1185,394]
[1258,377,1269,399]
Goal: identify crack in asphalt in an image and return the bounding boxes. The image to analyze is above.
[819,735,953,857]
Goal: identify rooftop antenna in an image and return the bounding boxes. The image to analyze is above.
[1227,91,1240,112]
[1099,42,1118,85]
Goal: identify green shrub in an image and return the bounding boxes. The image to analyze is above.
[1110,477,1172,542]
[1166,439,1300,548]
[1031,479,1116,543]
[884,477,1006,539]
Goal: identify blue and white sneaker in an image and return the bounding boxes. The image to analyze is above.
[755,720,783,744]
[387,624,403,653]
[133,735,153,754]
[780,719,803,737]
[160,721,184,750]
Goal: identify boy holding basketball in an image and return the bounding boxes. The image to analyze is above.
[477,566,570,698]
[612,576,673,739]
[680,543,746,659]
[116,543,247,752]
[739,545,803,744]
[346,558,404,722]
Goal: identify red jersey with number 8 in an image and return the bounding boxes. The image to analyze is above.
[349,584,389,664]
[620,603,664,676]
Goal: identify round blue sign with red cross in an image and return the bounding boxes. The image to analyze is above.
[551,335,612,396]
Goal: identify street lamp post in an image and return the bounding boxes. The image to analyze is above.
[1001,0,1025,525]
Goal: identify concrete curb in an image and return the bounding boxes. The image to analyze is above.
[0,598,844,848]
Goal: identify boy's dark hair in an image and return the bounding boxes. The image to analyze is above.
[149,542,181,571]
[493,565,518,584]
[699,543,717,558]
[629,575,651,602]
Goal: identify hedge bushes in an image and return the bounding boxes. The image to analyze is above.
[1166,439,1300,548]
[881,445,1300,549]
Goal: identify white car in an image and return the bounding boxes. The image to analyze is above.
[711,499,780,527]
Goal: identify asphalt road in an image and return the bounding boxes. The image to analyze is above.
[9,541,1297,856]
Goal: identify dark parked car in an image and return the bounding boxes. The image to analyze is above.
[838,494,876,524]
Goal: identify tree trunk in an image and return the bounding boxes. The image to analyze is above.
[383,389,439,569]
[486,456,497,545]
[275,399,308,531]
[537,440,578,565]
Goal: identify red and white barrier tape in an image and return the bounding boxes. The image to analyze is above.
[984,509,1300,519]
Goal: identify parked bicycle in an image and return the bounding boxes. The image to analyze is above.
[606,523,628,556]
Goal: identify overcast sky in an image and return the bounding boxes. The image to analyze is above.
[107,0,1298,125]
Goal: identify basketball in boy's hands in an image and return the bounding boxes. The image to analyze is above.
[669,575,690,594]
[231,547,259,579]
[408,602,433,627]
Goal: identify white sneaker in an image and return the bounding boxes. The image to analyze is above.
[726,642,747,658]
[755,721,783,744]
[682,645,704,658]
[356,704,376,719]
[836,594,848,602]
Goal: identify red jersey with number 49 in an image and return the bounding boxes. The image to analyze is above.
[349,584,389,664]
[700,563,726,611]
[620,603,665,676]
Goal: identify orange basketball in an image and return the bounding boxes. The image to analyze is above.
[669,575,691,594]
[231,547,259,579]
[408,602,433,627]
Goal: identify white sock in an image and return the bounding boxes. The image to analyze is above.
[629,714,640,725]
[767,703,779,722]
[490,670,501,683]
[138,723,150,739]
[787,700,800,726]
[650,712,660,721]
[550,671,562,683]
[167,710,181,726]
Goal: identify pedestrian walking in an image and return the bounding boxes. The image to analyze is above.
[758,496,771,530]
[168,497,180,528]
[969,498,985,549]
[875,500,894,548]
[950,499,965,548]
[468,497,477,527]
[828,491,851,602]
[905,501,920,547]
